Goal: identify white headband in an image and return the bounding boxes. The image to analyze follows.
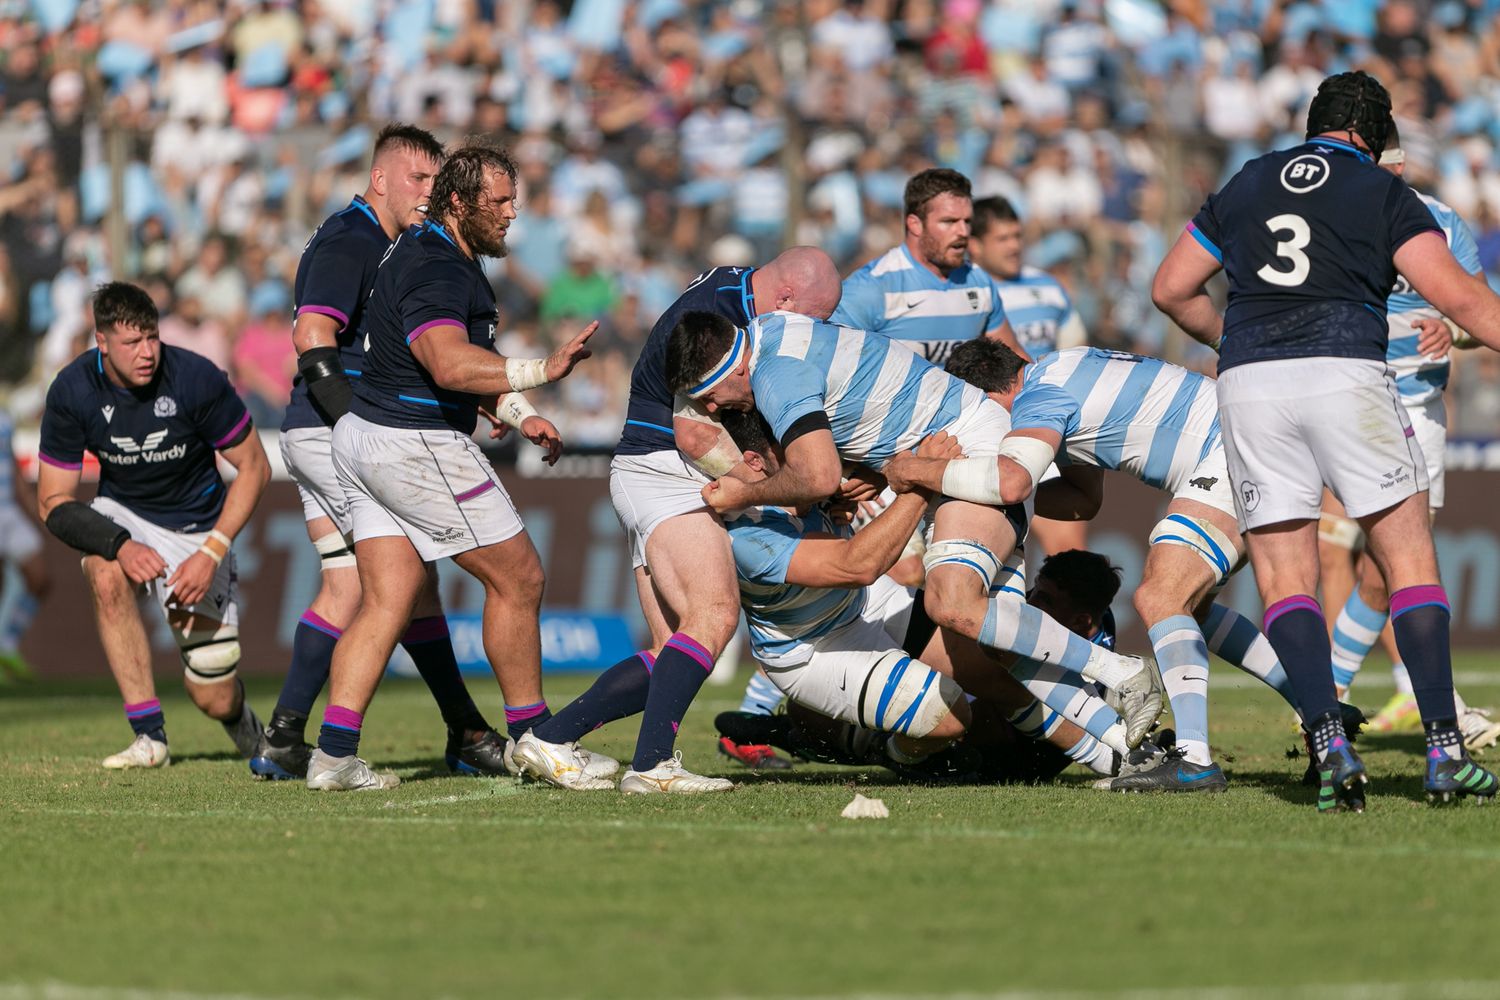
[686,326,748,399]
[1379,148,1406,166]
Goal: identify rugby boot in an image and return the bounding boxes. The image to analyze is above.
[224,703,265,761]
[619,751,734,794]
[510,732,616,790]
[445,728,513,776]
[1096,745,1227,793]
[1458,707,1500,754]
[1315,734,1367,813]
[717,736,793,770]
[1368,691,1421,734]
[1301,702,1368,786]
[102,733,170,770]
[1103,653,1165,748]
[1425,749,1499,805]
[249,737,312,781]
[305,748,400,791]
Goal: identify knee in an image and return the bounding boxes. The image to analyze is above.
[83,556,131,602]
[503,555,546,607]
[1133,579,1186,625]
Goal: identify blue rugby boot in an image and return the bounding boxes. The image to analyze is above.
[1098,746,1227,793]
[1425,749,1498,805]
[1315,734,1367,813]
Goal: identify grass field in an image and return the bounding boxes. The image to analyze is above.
[5,658,1500,1000]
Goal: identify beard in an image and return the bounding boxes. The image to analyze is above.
[457,205,509,258]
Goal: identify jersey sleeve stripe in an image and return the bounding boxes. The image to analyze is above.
[406,318,460,344]
[1185,223,1222,262]
[211,412,252,449]
[296,304,350,330]
[38,452,82,470]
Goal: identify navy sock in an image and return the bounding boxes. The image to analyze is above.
[125,698,166,744]
[1388,586,1457,727]
[534,652,654,744]
[1263,596,1339,729]
[402,617,489,734]
[273,612,341,727]
[317,705,363,758]
[504,701,550,739]
[632,633,714,771]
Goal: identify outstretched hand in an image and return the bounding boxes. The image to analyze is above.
[545,321,597,382]
[520,415,564,465]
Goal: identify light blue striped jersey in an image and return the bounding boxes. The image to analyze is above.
[1009,347,1221,492]
[0,408,14,506]
[996,266,1074,358]
[830,244,1006,364]
[747,311,996,471]
[1385,192,1482,405]
[726,504,863,666]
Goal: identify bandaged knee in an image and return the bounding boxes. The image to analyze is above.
[856,650,964,738]
[313,530,356,571]
[1149,513,1238,589]
[923,537,1002,590]
[180,620,241,683]
[1318,512,1365,552]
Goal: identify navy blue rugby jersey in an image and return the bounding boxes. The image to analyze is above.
[40,346,252,531]
[350,220,498,434]
[1188,138,1440,372]
[282,195,390,432]
[614,265,757,457]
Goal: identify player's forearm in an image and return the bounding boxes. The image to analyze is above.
[739,462,841,507]
[1441,283,1500,352]
[1162,292,1224,346]
[211,451,270,543]
[843,494,928,583]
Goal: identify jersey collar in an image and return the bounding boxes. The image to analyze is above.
[739,267,757,321]
[1302,137,1373,164]
[900,242,965,285]
[350,195,380,228]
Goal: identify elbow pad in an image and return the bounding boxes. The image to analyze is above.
[46,501,130,559]
[298,347,353,422]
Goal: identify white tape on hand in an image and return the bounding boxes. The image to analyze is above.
[505,356,550,392]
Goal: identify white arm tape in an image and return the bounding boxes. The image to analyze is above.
[496,392,539,430]
[504,356,549,392]
[673,395,744,478]
[940,457,1003,505]
[997,435,1057,491]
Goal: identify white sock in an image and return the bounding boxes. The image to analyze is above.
[1080,644,1138,690]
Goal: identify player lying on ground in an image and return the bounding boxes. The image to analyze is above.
[38,282,271,769]
[260,123,530,782]
[665,308,1165,748]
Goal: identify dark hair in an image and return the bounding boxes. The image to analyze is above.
[93,281,158,333]
[972,196,1020,239]
[665,310,738,395]
[1035,549,1122,617]
[429,138,519,226]
[904,168,972,219]
[944,337,1027,394]
[721,409,776,455]
[372,122,446,167]
[1306,70,1393,158]
[1385,118,1401,152]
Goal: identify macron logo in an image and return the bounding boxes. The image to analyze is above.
[101,406,115,423]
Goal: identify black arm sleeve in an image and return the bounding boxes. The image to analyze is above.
[46,501,131,559]
[780,410,832,447]
[298,346,354,422]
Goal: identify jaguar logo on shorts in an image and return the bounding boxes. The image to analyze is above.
[430,527,467,543]
[1240,481,1261,512]
[1189,476,1219,490]
[153,396,178,418]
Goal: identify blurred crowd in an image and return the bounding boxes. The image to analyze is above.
[7,0,1500,448]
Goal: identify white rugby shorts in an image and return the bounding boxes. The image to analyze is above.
[0,506,42,563]
[90,495,239,627]
[609,449,712,570]
[1216,358,1428,530]
[1406,395,1446,511]
[332,412,525,562]
[1169,445,1238,519]
[280,426,351,535]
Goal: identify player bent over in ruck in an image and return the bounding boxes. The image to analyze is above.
[38,282,271,769]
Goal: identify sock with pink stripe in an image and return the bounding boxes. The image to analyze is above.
[534,652,654,744]
[504,700,551,740]
[1263,595,1337,729]
[1388,585,1457,728]
[125,698,166,744]
[317,705,363,758]
[631,633,715,771]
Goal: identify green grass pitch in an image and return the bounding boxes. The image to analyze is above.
[5,659,1500,1000]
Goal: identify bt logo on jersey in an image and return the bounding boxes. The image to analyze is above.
[1280,155,1331,194]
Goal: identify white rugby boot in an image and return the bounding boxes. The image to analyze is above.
[619,751,735,795]
[511,732,616,790]
[304,748,400,791]
[102,733,170,770]
[1100,653,1165,749]
[1459,706,1500,754]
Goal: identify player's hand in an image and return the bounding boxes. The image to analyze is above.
[857,494,889,522]
[1414,316,1453,360]
[544,321,597,382]
[478,406,512,442]
[701,475,752,515]
[882,452,929,496]
[116,540,168,586]
[837,464,886,503]
[520,415,564,465]
[826,498,859,525]
[916,430,962,462]
[165,550,217,607]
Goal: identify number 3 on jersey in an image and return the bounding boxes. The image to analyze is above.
[1257,213,1311,287]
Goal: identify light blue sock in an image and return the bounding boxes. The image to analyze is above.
[1202,603,1298,711]
[1007,700,1117,775]
[1149,615,1212,766]
[1010,658,1126,752]
[1330,589,1387,692]
[981,595,1096,674]
[738,669,783,716]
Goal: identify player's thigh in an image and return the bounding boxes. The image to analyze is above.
[282,427,353,536]
[453,528,545,603]
[609,451,712,572]
[642,510,738,635]
[1028,516,1086,557]
[1357,492,1440,592]
[924,498,1022,614]
[1300,363,1427,521]
[351,534,428,618]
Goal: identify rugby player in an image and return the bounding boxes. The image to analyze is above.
[1152,70,1500,808]
[969,195,1089,558]
[663,310,1164,748]
[511,248,842,794]
[0,404,49,681]
[1319,126,1500,750]
[831,169,1024,364]
[257,124,520,781]
[37,282,270,769]
[308,141,598,791]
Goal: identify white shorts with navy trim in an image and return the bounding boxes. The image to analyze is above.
[280,426,350,535]
[90,496,239,627]
[332,412,525,562]
[609,450,712,570]
[1217,358,1427,530]
[1406,395,1446,511]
